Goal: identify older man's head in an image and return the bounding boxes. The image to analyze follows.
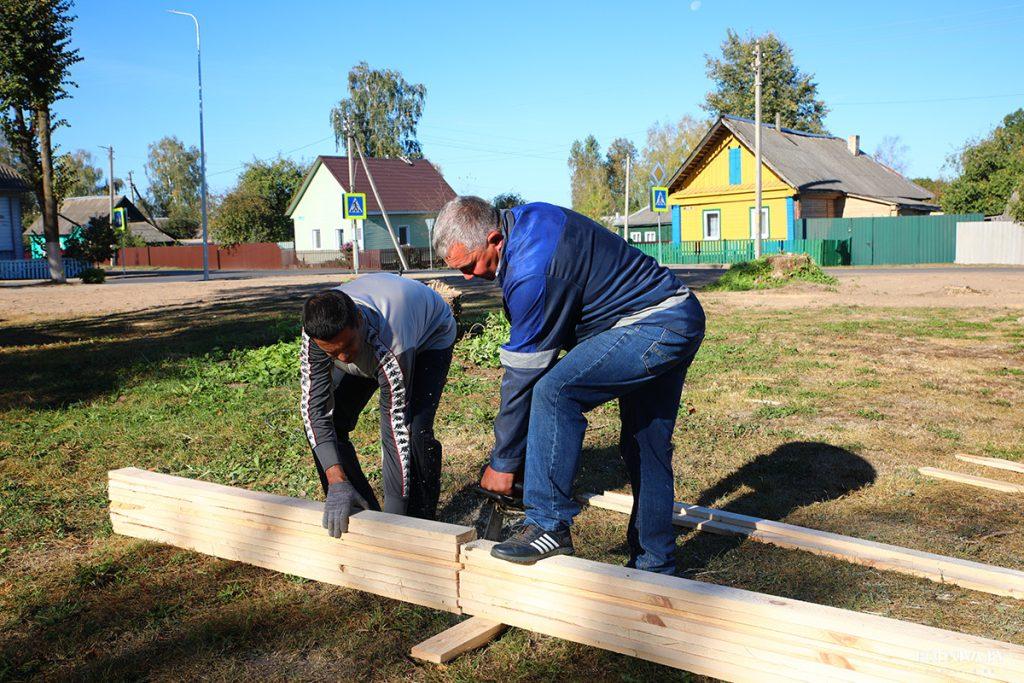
[432,196,504,280]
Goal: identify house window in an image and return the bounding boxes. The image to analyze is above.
[397,225,409,246]
[629,231,642,243]
[729,147,741,185]
[312,229,321,249]
[644,230,656,243]
[336,228,344,247]
[749,206,770,239]
[703,210,721,241]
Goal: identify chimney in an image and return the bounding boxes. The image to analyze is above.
[775,112,781,131]
[847,135,860,156]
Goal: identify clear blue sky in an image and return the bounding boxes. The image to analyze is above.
[62,0,1024,206]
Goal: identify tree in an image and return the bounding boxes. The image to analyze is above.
[54,148,107,201]
[912,177,949,206]
[873,135,909,175]
[568,135,613,222]
[0,0,83,282]
[605,137,639,214]
[145,136,202,239]
[493,192,525,209]
[942,109,1024,219]
[703,30,828,134]
[62,214,116,263]
[211,156,306,245]
[330,62,426,159]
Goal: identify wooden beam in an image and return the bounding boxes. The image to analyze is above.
[580,492,1024,600]
[955,454,1024,475]
[410,617,505,664]
[919,467,1024,494]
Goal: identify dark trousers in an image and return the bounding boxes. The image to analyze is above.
[313,346,453,520]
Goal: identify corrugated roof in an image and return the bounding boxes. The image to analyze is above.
[288,156,456,216]
[668,116,936,206]
[612,206,670,227]
[0,162,30,192]
[26,195,174,243]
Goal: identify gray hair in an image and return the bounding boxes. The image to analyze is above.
[432,196,499,260]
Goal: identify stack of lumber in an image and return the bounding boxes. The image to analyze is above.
[107,467,474,613]
[580,490,1024,600]
[458,539,1024,682]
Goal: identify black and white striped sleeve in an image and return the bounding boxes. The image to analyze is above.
[299,330,342,470]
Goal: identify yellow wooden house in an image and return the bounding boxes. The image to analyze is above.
[665,116,937,244]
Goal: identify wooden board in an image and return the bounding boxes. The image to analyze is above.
[410,617,505,664]
[580,492,1024,599]
[459,541,1024,679]
[919,467,1024,494]
[956,454,1024,475]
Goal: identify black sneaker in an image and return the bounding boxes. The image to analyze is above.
[490,523,574,564]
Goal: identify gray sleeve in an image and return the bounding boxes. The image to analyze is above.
[300,331,342,470]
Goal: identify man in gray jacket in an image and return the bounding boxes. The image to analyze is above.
[300,273,457,536]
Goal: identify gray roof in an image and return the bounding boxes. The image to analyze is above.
[612,206,670,228]
[668,116,936,206]
[0,162,30,192]
[26,194,174,243]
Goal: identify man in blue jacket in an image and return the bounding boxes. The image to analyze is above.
[432,197,705,574]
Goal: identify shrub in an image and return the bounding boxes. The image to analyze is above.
[457,312,510,368]
[706,254,837,291]
[79,267,106,284]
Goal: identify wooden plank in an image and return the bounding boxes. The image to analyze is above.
[109,468,475,541]
[340,564,458,598]
[334,544,460,581]
[340,532,461,563]
[459,541,1024,679]
[919,467,1024,494]
[581,492,1024,599]
[956,454,1024,475]
[459,571,978,683]
[409,617,506,664]
[456,598,804,683]
[112,516,461,613]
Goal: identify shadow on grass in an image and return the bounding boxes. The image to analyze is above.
[674,441,876,576]
[0,282,333,410]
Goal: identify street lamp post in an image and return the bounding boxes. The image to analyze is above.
[168,9,210,282]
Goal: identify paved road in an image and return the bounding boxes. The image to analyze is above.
[824,265,1024,276]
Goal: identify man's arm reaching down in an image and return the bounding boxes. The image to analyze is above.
[300,330,344,472]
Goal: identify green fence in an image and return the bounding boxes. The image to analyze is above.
[634,239,849,266]
[795,214,983,265]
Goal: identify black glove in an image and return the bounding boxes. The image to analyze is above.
[323,481,369,538]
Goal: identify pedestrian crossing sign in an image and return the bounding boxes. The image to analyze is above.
[343,193,367,220]
[651,186,669,213]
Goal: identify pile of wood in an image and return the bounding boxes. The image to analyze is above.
[458,539,1024,682]
[580,490,1024,600]
[108,467,473,613]
[920,453,1024,494]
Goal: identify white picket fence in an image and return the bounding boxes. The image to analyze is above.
[0,258,89,280]
[956,221,1024,265]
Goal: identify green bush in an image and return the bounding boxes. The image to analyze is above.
[79,267,106,284]
[457,312,510,368]
[706,255,837,291]
[204,337,303,387]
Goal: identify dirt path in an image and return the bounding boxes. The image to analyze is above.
[2,267,1023,326]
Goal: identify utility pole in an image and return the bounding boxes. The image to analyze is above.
[168,10,210,282]
[101,145,116,265]
[356,147,409,272]
[623,155,631,240]
[754,40,763,259]
[346,129,359,274]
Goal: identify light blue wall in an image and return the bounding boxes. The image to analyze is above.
[671,205,681,245]
[362,213,436,250]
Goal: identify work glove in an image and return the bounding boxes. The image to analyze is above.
[323,481,369,538]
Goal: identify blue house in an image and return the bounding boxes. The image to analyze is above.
[0,162,28,260]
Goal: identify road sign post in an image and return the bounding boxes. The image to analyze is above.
[651,185,668,265]
[343,193,367,274]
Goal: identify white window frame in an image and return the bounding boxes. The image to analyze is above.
[397,225,409,246]
[703,210,721,241]
[336,228,344,248]
[644,230,657,243]
[312,229,321,249]
[749,206,770,239]
[629,231,642,243]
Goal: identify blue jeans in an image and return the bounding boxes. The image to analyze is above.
[523,324,703,574]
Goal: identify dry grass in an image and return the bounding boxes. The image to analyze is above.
[1,276,1023,681]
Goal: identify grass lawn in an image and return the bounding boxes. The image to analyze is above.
[1,282,1023,681]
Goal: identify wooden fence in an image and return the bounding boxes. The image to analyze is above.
[0,258,89,280]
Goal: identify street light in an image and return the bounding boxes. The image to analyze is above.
[167,9,210,282]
